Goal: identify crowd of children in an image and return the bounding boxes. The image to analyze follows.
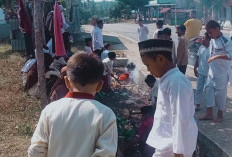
[24,11,232,156]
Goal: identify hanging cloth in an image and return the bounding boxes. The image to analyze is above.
[53,1,66,57]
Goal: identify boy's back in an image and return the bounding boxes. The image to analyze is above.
[29,94,117,157]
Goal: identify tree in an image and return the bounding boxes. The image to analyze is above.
[34,0,47,109]
[116,0,149,10]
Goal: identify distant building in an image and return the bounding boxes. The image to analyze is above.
[144,0,190,25]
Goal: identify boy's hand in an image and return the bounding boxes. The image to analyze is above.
[194,68,198,77]
[174,154,184,157]
[208,56,216,63]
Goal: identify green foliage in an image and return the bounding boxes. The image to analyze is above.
[16,124,34,137]
[115,0,149,10]
[117,116,136,141]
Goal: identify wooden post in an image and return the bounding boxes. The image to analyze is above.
[34,0,47,109]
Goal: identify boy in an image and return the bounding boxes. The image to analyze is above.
[138,19,149,42]
[153,20,164,39]
[102,52,116,90]
[124,106,155,157]
[138,39,198,157]
[162,28,177,65]
[101,43,111,60]
[176,24,189,74]
[200,20,232,123]
[84,38,92,54]
[194,32,211,111]
[145,74,158,108]
[92,20,104,53]
[28,53,118,157]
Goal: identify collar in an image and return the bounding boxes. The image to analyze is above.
[159,67,178,83]
[215,33,223,39]
[65,92,94,100]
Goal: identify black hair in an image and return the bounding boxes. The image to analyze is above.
[157,30,164,37]
[85,38,92,44]
[108,52,116,60]
[163,28,171,36]
[141,106,155,116]
[206,20,220,29]
[67,53,104,86]
[94,49,103,57]
[97,20,103,25]
[145,74,156,84]
[104,43,111,49]
[204,32,211,40]
[156,20,164,27]
[176,24,186,33]
[143,51,173,62]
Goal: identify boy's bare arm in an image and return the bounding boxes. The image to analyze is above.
[208,54,230,63]
[174,154,184,157]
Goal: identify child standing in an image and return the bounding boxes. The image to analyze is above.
[102,52,116,90]
[176,24,189,74]
[139,39,198,157]
[145,74,158,108]
[138,19,149,42]
[194,32,211,111]
[200,20,232,123]
[28,53,118,157]
[153,20,164,39]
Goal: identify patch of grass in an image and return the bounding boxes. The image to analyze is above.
[0,44,40,157]
[16,124,34,137]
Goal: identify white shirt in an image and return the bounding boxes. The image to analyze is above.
[103,58,114,76]
[146,68,198,155]
[138,25,149,42]
[197,45,210,76]
[206,35,232,89]
[28,96,118,157]
[84,46,92,54]
[91,26,104,51]
[153,28,163,39]
[101,50,110,60]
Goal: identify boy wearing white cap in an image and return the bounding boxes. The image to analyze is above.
[139,39,198,157]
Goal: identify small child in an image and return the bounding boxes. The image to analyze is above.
[145,74,158,108]
[153,20,164,39]
[101,43,111,60]
[28,53,118,157]
[139,39,198,157]
[124,106,155,157]
[84,38,93,54]
[102,52,116,90]
[138,18,149,42]
[194,32,211,111]
[176,24,189,74]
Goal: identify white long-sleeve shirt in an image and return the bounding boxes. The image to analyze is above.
[206,35,232,89]
[91,26,104,51]
[138,25,149,42]
[146,68,198,155]
[28,92,118,157]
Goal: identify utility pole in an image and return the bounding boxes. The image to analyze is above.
[34,0,47,109]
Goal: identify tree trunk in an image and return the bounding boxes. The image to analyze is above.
[34,0,47,109]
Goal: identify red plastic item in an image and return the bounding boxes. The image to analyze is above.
[119,73,129,80]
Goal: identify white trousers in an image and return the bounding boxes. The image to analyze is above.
[205,86,227,111]
[152,148,192,157]
[195,74,207,105]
